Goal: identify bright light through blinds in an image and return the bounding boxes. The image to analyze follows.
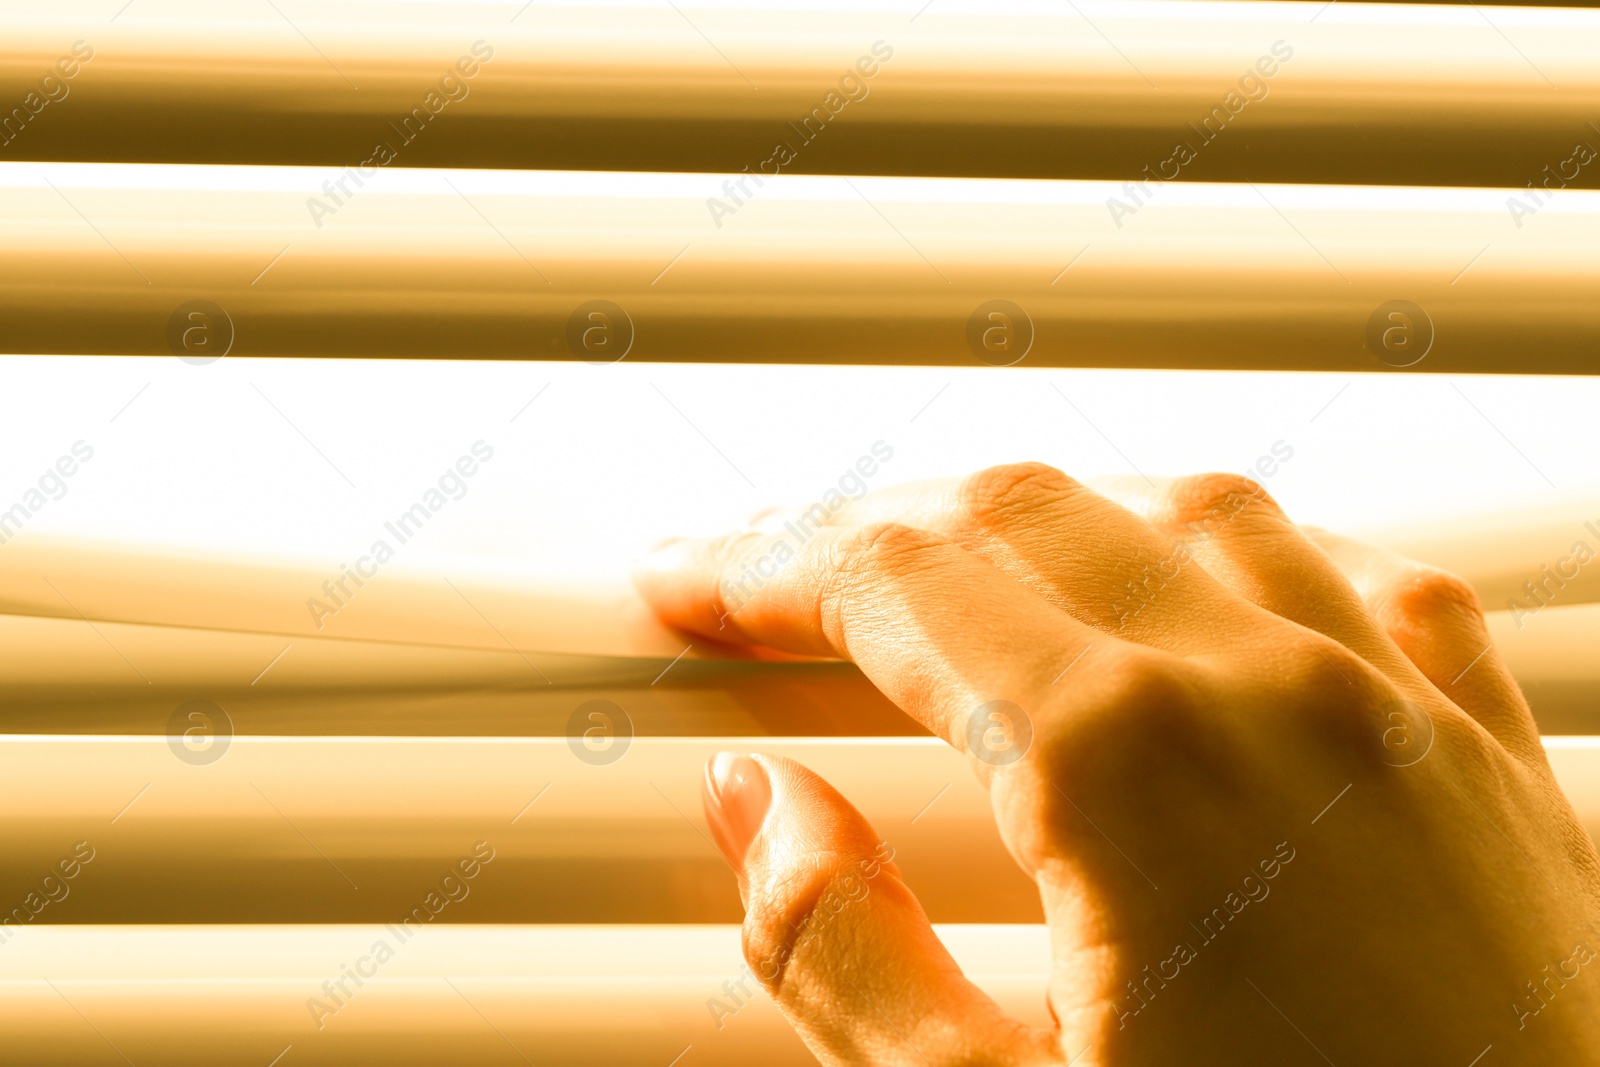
[4,356,1598,566]
[2,357,1598,735]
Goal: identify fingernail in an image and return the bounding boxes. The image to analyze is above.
[702,752,771,877]
[633,537,691,579]
[745,507,786,532]
[638,536,684,562]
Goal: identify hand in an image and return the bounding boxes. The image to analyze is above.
[634,464,1600,1066]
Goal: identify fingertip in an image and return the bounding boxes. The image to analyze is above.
[632,537,701,613]
[718,755,1035,1065]
[633,536,689,578]
[702,751,772,882]
[746,505,786,529]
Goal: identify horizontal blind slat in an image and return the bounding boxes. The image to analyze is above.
[1,736,1595,923]
[3,165,1598,370]
[2,2,1599,186]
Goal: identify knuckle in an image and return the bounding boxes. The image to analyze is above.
[1022,655,1227,864]
[1097,654,1204,725]
[741,853,881,996]
[1276,639,1432,764]
[956,462,1084,534]
[1283,636,1386,703]
[1033,653,1205,777]
[816,522,951,640]
[714,527,774,567]
[1387,567,1483,623]
[831,522,950,583]
[1164,472,1284,535]
[709,529,783,614]
[1109,662,1210,759]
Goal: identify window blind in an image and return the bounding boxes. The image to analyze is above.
[2,1,1598,1063]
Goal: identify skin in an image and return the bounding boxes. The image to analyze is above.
[635,463,1600,1066]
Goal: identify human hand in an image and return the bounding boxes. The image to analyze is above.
[634,464,1600,1065]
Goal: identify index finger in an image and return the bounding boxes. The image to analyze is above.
[633,520,1138,750]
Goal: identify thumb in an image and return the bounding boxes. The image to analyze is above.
[702,751,1051,1067]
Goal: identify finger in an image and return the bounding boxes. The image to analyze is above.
[635,521,1140,748]
[703,752,1054,1066]
[1308,527,1541,758]
[806,463,1261,656]
[1093,473,1423,685]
